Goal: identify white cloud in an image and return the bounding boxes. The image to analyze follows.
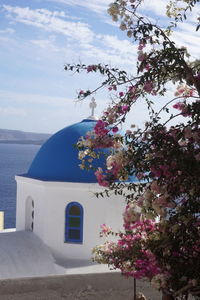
[0,90,71,107]
[139,0,167,17]
[99,34,136,55]
[30,38,60,52]
[0,106,27,116]
[1,4,139,68]
[46,0,110,14]
[172,22,200,58]
[0,27,15,34]
[84,34,137,67]
[3,5,94,43]
[0,89,111,133]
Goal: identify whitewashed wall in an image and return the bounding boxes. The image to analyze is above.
[15,176,125,261]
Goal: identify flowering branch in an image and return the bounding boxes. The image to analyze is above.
[65,1,200,298]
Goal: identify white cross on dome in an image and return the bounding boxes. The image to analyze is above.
[88,97,98,120]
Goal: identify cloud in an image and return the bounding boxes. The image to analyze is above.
[0,27,15,34]
[0,106,27,116]
[0,90,71,107]
[3,5,94,43]
[99,34,136,56]
[139,0,167,17]
[172,22,200,58]
[30,38,60,52]
[1,4,139,68]
[50,0,164,19]
[0,89,111,133]
[46,0,110,14]
[82,34,137,67]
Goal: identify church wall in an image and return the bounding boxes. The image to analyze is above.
[15,176,46,240]
[15,177,126,262]
[40,182,125,261]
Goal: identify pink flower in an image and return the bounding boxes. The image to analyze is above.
[133,250,161,279]
[145,64,151,71]
[137,196,145,207]
[79,90,84,95]
[100,224,112,236]
[173,102,191,117]
[137,172,144,180]
[160,165,171,177]
[173,102,184,110]
[119,92,124,97]
[112,126,119,133]
[143,81,154,93]
[87,65,97,72]
[122,105,129,112]
[94,120,109,136]
[150,181,161,193]
[95,168,109,187]
[150,167,161,178]
[195,72,200,80]
[128,86,136,93]
[138,51,146,62]
[138,42,145,50]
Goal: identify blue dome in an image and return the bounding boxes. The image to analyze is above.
[27,119,109,183]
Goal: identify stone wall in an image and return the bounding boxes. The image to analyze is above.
[0,272,162,300]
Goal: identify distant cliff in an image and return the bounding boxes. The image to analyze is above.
[0,129,51,145]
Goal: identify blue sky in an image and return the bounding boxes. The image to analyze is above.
[0,0,199,133]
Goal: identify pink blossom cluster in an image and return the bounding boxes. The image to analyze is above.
[132,250,161,279]
[68,0,200,294]
[100,223,112,237]
[173,102,191,117]
[94,120,109,136]
[84,130,114,149]
[123,203,141,225]
[124,217,157,233]
[103,104,130,124]
[86,65,97,72]
[93,217,162,280]
[174,84,196,97]
[108,85,117,91]
[138,40,146,51]
[143,81,154,94]
[79,90,84,95]
[138,51,147,62]
[150,165,172,178]
[94,168,109,187]
[137,39,152,72]
[94,149,128,186]
[194,72,200,81]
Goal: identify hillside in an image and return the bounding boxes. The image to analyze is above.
[0,128,51,145]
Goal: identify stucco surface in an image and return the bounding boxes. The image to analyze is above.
[0,231,56,279]
[15,178,126,261]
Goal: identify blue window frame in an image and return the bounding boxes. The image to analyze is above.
[65,202,83,243]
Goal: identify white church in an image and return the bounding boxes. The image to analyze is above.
[0,101,126,279]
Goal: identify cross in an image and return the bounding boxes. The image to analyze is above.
[89,97,97,117]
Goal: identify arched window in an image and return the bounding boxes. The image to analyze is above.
[65,202,83,243]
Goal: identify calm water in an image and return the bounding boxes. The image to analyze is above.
[0,143,40,228]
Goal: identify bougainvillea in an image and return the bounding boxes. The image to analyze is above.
[65,1,200,299]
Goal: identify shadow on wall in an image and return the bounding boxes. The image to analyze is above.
[25,196,34,231]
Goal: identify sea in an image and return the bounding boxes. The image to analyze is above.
[0,143,40,228]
